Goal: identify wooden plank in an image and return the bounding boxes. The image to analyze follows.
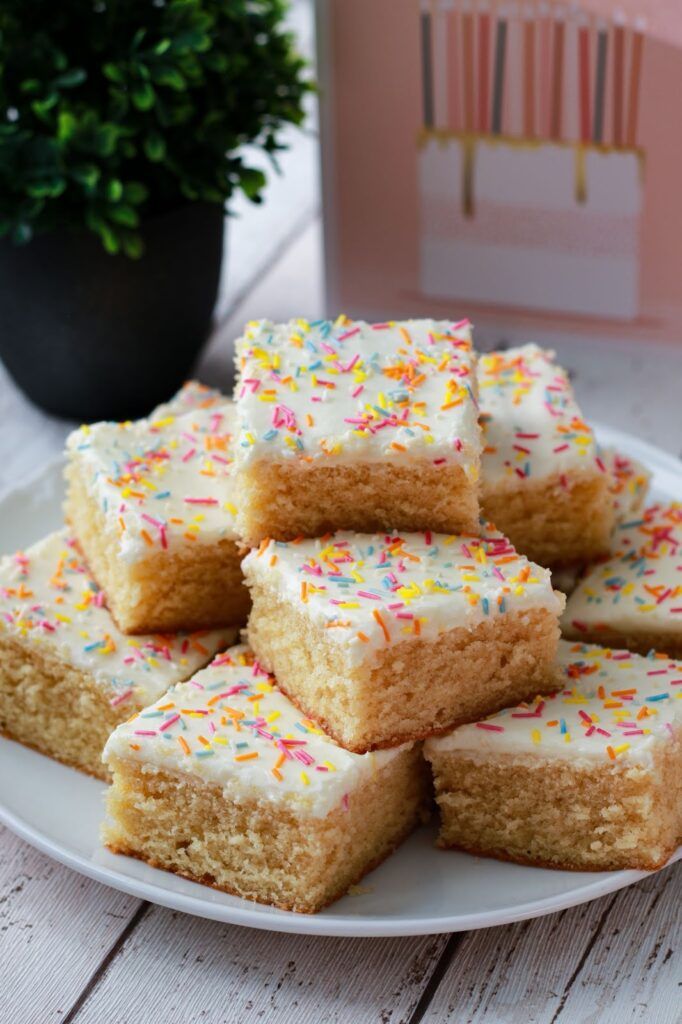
[553,866,681,1024]
[0,826,141,1024]
[419,864,681,1024]
[70,904,451,1024]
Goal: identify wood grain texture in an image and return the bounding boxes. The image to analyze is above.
[70,905,450,1024]
[0,826,140,1024]
[419,864,681,1024]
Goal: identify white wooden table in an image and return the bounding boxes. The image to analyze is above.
[1,4,681,1017]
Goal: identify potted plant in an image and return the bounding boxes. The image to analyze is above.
[0,0,309,419]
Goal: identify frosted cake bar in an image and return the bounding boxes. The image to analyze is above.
[65,400,249,634]
[425,640,681,871]
[103,645,428,913]
[243,529,565,752]
[563,504,682,658]
[478,345,613,565]
[233,317,481,545]
[0,531,233,779]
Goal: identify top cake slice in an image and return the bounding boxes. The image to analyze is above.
[233,317,481,544]
[65,401,249,634]
[562,503,682,658]
[478,345,613,565]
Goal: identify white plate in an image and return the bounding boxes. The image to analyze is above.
[0,425,680,937]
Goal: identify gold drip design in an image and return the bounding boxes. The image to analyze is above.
[417,129,646,217]
[575,145,587,204]
[462,135,476,218]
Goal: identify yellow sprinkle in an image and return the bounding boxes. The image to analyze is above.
[300,771,310,786]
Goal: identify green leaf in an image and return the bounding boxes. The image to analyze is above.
[57,111,77,141]
[103,62,125,84]
[105,178,123,201]
[132,82,155,110]
[123,181,149,204]
[31,94,58,119]
[153,67,186,91]
[71,163,101,191]
[122,233,144,259]
[53,68,86,89]
[154,39,172,56]
[99,223,120,254]
[19,79,41,95]
[94,123,119,156]
[143,132,165,161]
[108,203,139,227]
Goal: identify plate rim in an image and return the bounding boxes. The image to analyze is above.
[0,422,680,937]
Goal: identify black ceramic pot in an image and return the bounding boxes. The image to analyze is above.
[0,203,224,421]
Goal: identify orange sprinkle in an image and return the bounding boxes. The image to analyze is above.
[184,532,197,542]
[606,745,616,760]
[274,752,286,771]
[357,631,370,643]
[373,609,390,642]
[129,742,140,751]
[235,752,259,762]
[256,538,270,558]
[140,529,154,546]
[198,735,210,747]
[178,736,190,756]
[391,442,407,452]
[271,767,283,781]
[269,554,278,567]
[301,581,308,604]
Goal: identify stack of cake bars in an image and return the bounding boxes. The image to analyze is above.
[0,321,679,914]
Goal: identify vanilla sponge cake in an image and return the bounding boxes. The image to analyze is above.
[563,503,682,658]
[551,446,651,597]
[102,645,428,914]
[65,400,248,634]
[478,345,613,566]
[425,640,682,871]
[243,528,565,752]
[233,317,481,545]
[0,530,233,779]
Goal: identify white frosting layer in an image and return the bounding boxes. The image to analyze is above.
[0,530,233,706]
[150,380,227,420]
[233,317,480,475]
[243,529,565,666]
[426,640,682,765]
[66,402,239,563]
[103,645,406,818]
[563,503,682,641]
[479,345,603,489]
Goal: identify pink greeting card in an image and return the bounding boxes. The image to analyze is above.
[318,0,682,343]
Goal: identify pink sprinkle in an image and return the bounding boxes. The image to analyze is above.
[351,385,364,398]
[159,714,181,731]
[182,448,196,462]
[475,723,505,732]
[134,729,157,737]
[338,326,360,341]
[357,590,381,600]
[184,497,218,505]
[110,688,133,707]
